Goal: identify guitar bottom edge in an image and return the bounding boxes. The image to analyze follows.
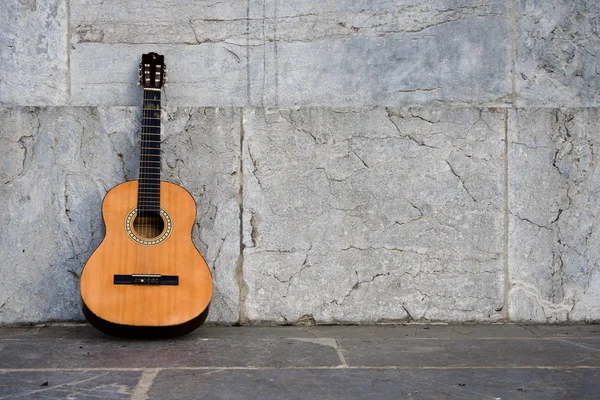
[82,303,210,338]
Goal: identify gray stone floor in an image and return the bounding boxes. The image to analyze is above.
[0,324,598,399]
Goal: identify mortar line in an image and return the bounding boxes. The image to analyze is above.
[130,368,161,400]
[237,108,248,325]
[2,336,598,342]
[503,109,510,322]
[1,366,598,373]
[66,0,72,104]
[510,0,518,105]
[335,339,349,368]
[245,0,251,105]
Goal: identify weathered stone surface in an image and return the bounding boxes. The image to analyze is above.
[70,0,248,45]
[155,368,600,400]
[0,107,129,323]
[340,337,600,367]
[1,325,599,399]
[70,45,247,106]
[0,336,341,369]
[0,370,140,398]
[242,107,506,323]
[0,107,240,324]
[68,0,511,107]
[249,0,512,106]
[516,0,600,107]
[0,0,69,105]
[508,108,600,322]
[162,107,241,323]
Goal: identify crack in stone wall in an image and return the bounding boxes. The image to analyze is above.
[1,0,599,324]
[62,0,512,107]
[0,107,241,324]
[509,108,600,322]
[516,0,600,107]
[242,108,506,324]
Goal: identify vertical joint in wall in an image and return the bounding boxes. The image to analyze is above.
[503,109,511,322]
[66,0,72,104]
[236,108,249,325]
[510,0,518,105]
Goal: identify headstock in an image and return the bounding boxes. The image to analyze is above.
[138,53,168,89]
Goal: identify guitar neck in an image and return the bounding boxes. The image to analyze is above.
[138,88,162,215]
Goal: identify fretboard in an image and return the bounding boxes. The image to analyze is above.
[138,89,162,215]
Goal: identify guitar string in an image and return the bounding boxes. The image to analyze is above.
[142,89,150,237]
[142,89,148,237]
[147,89,157,238]
[141,88,161,238]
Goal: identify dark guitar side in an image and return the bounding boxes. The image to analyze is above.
[80,181,213,338]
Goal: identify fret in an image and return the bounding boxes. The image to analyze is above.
[138,89,162,210]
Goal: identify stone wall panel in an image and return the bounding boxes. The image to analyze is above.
[509,108,600,322]
[242,107,506,323]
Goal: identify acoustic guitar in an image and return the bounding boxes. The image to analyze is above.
[80,53,213,337]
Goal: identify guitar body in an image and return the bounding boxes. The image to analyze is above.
[80,181,213,338]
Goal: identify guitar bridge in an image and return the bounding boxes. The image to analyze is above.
[114,274,178,286]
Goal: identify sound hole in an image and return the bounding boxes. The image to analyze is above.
[133,211,165,239]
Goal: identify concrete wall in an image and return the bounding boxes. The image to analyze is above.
[1,0,598,324]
